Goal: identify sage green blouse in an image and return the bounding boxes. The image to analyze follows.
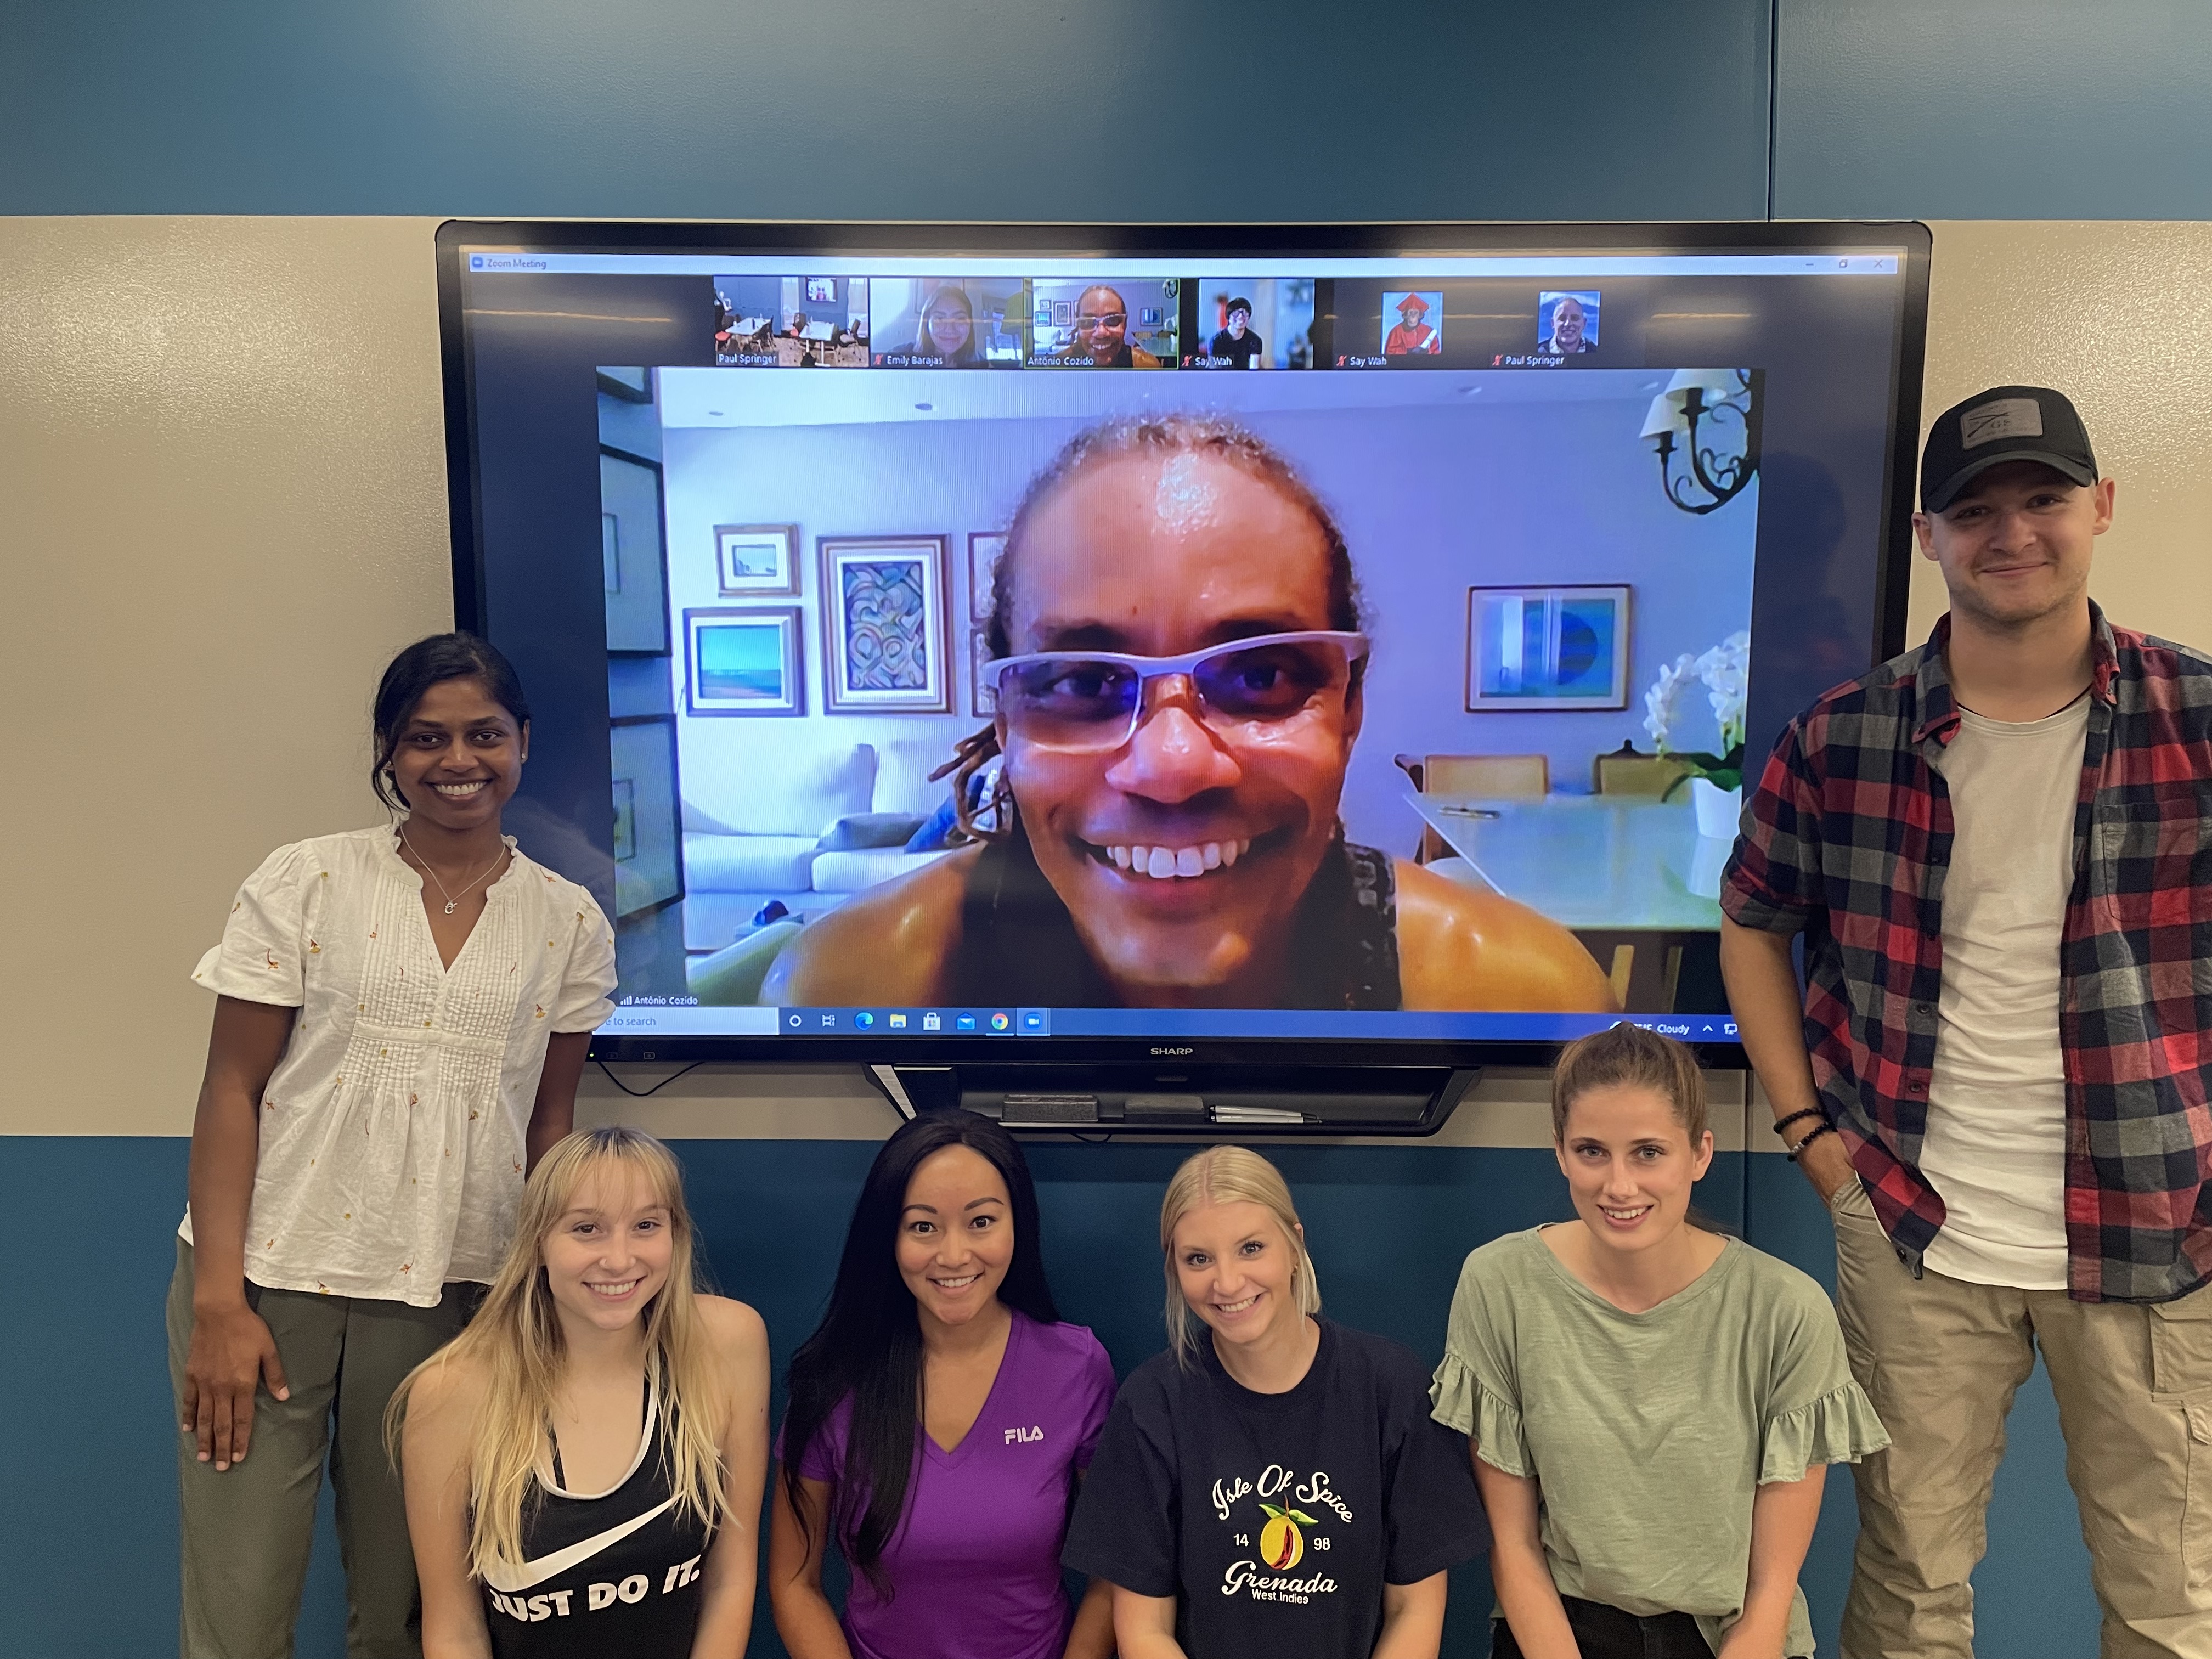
[1430,1229,1887,1657]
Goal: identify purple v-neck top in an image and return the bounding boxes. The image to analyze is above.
[787,1312,1116,1659]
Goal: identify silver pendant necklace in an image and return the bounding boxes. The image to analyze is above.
[399,828,504,915]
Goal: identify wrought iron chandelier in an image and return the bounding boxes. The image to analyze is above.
[1641,368,1762,515]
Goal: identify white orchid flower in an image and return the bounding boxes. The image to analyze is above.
[1643,653,1698,752]
[1695,629,1751,752]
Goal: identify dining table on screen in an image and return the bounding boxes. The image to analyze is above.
[1402,791,1731,932]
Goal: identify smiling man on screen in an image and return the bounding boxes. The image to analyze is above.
[1719,386,2212,1659]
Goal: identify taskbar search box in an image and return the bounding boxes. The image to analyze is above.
[595,1004,781,1036]
[597,1005,1048,1038]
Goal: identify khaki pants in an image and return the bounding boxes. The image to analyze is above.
[166,1240,473,1659]
[1829,1181,2212,1659]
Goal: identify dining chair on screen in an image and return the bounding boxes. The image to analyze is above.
[1392,752,1550,863]
[1593,748,1697,797]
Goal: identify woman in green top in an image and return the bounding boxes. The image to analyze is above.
[1431,1023,1887,1659]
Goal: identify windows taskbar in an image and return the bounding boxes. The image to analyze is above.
[595,1006,1745,1043]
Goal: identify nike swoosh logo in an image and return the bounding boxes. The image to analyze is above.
[482,1498,676,1593]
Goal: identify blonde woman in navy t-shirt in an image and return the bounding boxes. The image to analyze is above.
[1065,1146,1489,1659]
[770,1113,1117,1659]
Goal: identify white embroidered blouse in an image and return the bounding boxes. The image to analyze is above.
[180,826,618,1305]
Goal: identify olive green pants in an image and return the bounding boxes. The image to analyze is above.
[166,1240,473,1659]
[1829,1181,2212,1659]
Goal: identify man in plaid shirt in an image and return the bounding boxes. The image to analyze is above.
[1722,386,2212,1659]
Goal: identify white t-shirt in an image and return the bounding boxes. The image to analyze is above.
[182,826,617,1305]
[1922,698,2089,1290]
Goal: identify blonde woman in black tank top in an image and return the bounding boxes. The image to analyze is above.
[390,1128,769,1658]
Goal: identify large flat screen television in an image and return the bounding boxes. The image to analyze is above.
[437,221,1929,1131]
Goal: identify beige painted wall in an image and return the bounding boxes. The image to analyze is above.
[1907,222,2212,641]
[4,218,2205,1141]
[3,218,450,1137]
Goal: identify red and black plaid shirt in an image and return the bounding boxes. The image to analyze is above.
[1724,605,2212,1303]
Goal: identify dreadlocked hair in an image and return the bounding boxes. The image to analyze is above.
[935,411,1365,838]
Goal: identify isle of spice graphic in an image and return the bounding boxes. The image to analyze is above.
[1257,1502,1316,1570]
[1214,1466,1351,1604]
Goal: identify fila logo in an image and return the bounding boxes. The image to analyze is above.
[1004,1425,1044,1444]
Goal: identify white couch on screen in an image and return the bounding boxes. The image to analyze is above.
[680,739,956,952]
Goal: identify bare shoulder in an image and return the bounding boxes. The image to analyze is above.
[1393,859,1618,1012]
[400,1346,491,1442]
[692,1297,770,1446]
[695,1293,769,1361]
[761,848,977,1004]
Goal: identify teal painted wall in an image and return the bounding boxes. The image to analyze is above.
[1,0,1774,219]
[1773,0,2212,219]
[14,0,2212,219]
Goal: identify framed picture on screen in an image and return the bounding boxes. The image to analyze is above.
[600,446,669,654]
[819,535,951,713]
[1466,584,1632,710]
[684,606,805,716]
[715,523,799,596]
[609,716,683,917]
[970,628,998,716]
[968,531,1006,622]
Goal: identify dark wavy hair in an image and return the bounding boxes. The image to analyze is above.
[779,1111,1062,1595]
[369,632,532,811]
[934,413,1365,836]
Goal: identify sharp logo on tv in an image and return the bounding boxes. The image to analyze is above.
[1152,1047,1197,1057]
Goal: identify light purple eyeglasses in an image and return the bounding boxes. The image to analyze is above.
[983,630,1369,753]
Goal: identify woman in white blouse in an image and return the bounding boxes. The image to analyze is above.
[168,632,617,1659]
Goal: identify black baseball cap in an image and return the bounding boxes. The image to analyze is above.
[1920,385,2098,512]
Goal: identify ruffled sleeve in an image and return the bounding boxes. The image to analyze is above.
[1429,1350,1531,1477]
[1759,1378,1889,1485]
[189,840,314,1006]
[551,888,618,1032]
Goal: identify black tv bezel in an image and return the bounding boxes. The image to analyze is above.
[435,217,1932,1075]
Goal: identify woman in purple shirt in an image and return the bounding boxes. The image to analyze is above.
[769,1113,1117,1659]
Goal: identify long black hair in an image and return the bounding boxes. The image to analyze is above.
[369,631,532,810]
[780,1111,1060,1594]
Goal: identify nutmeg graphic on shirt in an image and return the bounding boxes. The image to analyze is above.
[1211,1464,1353,1604]
[1257,1502,1315,1569]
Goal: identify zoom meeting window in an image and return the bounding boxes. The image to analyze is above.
[459,248,1911,1043]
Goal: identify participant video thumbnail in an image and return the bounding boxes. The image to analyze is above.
[713,275,870,367]
[1186,278,1316,370]
[607,364,1760,1017]
[868,277,1030,367]
[1539,290,1600,355]
[1029,277,1177,368]
[1383,291,1443,357]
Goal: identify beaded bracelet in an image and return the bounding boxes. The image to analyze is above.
[1786,1123,1837,1162]
[1771,1107,1826,1137]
